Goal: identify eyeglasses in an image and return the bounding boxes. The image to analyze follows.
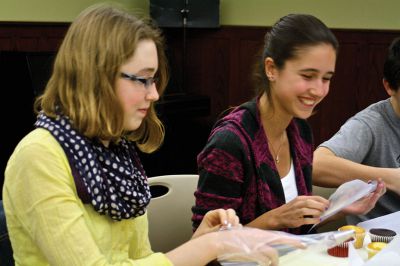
[120,72,158,89]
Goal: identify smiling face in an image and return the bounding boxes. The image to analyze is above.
[267,43,336,119]
[116,39,159,131]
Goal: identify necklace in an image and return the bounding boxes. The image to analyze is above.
[268,133,285,164]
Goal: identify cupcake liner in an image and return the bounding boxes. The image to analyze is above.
[353,232,365,248]
[369,228,397,244]
[327,240,350,257]
[338,225,365,249]
[369,234,395,243]
[366,242,387,259]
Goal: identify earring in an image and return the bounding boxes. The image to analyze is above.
[268,75,275,81]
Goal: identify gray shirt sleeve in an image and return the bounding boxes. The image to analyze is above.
[320,99,400,168]
[319,118,373,163]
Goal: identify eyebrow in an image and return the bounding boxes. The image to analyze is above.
[138,67,157,73]
[300,68,335,75]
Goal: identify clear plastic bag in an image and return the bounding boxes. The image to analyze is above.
[310,179,377,231]
[217,227,305,266]
[217,228,354,266]
[273,230,355,256]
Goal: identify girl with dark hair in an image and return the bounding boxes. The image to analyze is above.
[193,14,385,234]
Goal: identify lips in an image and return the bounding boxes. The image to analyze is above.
[138,108,148,115]
[299,97,317,107]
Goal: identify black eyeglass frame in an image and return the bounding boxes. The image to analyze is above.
[120,72,158,88]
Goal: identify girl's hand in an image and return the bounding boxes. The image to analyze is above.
[216,227,305,266]
[342,179,386,215]
[192,208,240,239]
[268,195,329,229]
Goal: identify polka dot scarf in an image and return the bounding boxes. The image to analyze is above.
[35,112,151,221]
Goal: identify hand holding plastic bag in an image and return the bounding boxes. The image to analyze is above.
[341,179,386,216]
[310,179,380,232]
[322,179,379,221]
[217,227,305,266]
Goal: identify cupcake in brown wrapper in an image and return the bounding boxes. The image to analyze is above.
[369,228,397,243]
[338,225,365,249]
[327,239,351,257]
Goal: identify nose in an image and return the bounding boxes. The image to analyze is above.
[310,79,329,98]
[146,82,159,102]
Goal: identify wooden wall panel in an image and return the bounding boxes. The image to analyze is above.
[0,23,67,51]
[309,31,399,145]
[1,23,400,197]
[188,36,232,118]
[233,38,262,106]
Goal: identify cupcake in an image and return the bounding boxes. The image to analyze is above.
[369,228,397,243]
[338,225,365,249]
[327,239,351,257]
[366,242,387,259]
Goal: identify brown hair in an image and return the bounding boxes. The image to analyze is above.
[35,3,169,153]
[252,14,338,108]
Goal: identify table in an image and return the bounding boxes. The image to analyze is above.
[280,245,368,266]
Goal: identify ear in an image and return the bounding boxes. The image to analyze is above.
[264,57,276,81]
[383,78,395,96]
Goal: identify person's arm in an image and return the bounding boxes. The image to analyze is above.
[313,147,400,194]
[166,233,219,266]
[192,129,247,230]
[167,227,304,266]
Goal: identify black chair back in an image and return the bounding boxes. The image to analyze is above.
[0,200,14,266]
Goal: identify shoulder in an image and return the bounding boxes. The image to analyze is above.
[5,128,72,187]
[353,99,389,122]
[201,100,259,160]
[8,128,66,161]
[212,99,259,139]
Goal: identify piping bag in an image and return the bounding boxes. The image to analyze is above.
[272,229,355,256]
[219,229,355,266]
[309,179,378,232]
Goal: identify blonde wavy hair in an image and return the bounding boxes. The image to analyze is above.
[35,3,169,153]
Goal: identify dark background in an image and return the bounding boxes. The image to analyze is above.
[0,22,397,199]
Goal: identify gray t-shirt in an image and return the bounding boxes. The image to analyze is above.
[319,98,400,224]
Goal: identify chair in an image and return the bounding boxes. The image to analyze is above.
[147,174,199,253]
[0,200,14,266]
[312,185,347,232]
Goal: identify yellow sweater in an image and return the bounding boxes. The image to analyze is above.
[3,128,173,266]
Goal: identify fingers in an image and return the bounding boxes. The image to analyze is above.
[283,215,320,227]
[278,196,328,227]
[205,208,240,229]
[223,208,240,227]
[257,245,279,266]
[218,248,277,266]
[217,229,281,266]
[363,178,386,202]
[193,209,240,239]
[343,179,387,215]
[217,227,305,266]
[275,237,306,250]
[302,216,321,225]
[369,178,386,195]
[375,179,387,196]
[293,196,329,212]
